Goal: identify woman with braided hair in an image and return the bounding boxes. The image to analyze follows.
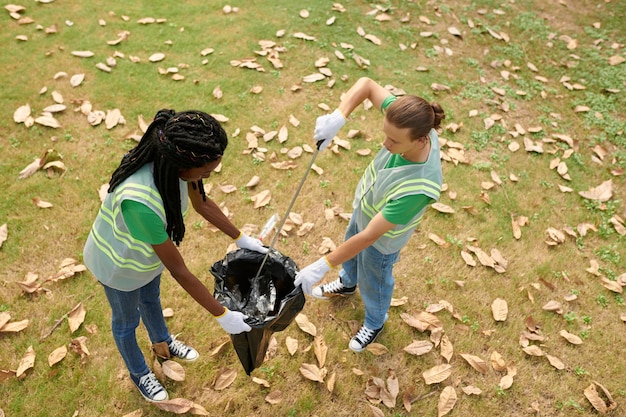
[83,109,267,402]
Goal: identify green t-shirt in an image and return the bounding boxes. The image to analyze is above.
[121,200,169,245]
[379,95,434,225]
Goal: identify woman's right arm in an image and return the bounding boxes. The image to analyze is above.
[337,77,392,117]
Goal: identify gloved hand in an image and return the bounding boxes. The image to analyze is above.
[215,308,252,334]
[314,109,346,151]
[236,232,268,254]
[294,256,333,295]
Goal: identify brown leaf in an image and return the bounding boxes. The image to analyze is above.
[462,385,482,395]
[559,330,583,345]
[428,233,449,247]
[0,223,7,248]
[285,336,298,356]
[460,353,488,374]
[16,345,36,378]
[366,343,389,355]
[431,202,455,214]
[213,367,237,390]
[578,180,613,202]
[48,345,67,367]
[403,340,434,356]
[299,363,326,382]
[314,335,327,368]
[440,334,454,362]
[295,314,317,336]
[546,354,565,370]
[251,189,271,209]
[437,386,457,417]
[68,302,86,333]
[499,374,514,390]
[491,298,508,321]
[422,364,452,384]
[490,351,507,372]
[153,398,194,413]
[460,250,476,267]
[265,390,282,404]
[522,345,544,356]
[584,381,617,414]
[368,404,385,417]
[252,376,270,388]
[162,360,186,381]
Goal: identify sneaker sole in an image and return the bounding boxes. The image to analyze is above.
[312,288,356,300]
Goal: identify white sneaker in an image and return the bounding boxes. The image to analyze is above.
[349,325,383,352]
[168,335,199,361]
[311,278,356,299]
[131,372,168,402]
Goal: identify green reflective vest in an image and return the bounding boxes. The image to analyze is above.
[83,163,188,291]
[353,130,442,254]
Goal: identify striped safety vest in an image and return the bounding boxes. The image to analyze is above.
[83,163,188,291]
[353,130,442,254]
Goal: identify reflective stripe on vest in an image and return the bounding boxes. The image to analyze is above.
[353,130,442,254]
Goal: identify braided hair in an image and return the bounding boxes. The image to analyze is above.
[108,109,228,245]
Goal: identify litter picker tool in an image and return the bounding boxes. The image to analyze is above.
[253,140,324,280]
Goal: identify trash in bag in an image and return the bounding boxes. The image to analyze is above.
[211,248,305,374]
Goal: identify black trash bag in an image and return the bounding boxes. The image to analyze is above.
[211,248,305,375]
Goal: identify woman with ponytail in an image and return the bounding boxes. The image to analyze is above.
[84,109,267,402]
[295,77,445,353]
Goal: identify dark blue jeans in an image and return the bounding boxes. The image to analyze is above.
[102,274,171,378]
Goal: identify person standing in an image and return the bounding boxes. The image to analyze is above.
[83,109,267,401]
[295,77,445,352]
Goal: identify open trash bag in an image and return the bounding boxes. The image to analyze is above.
[211,248,305,374]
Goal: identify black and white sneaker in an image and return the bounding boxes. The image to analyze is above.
[349,325,383,352]
[130,372,168,402]
[311,278,356,299]
[168,335,199,361]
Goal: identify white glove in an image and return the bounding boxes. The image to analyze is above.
[314,109,346,151]
[294,256,333,295]
[235,232,268,254]
[215,308,252,334]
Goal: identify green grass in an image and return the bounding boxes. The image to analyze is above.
[1,0,626,416]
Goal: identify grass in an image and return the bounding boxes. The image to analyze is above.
[1,0,625,416]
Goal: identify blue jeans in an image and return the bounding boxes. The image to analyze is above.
[338,215,400,330]
[102,274,171,378]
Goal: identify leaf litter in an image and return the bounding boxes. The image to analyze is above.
[3,2,626,416]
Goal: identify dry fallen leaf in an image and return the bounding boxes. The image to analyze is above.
[422,364,452,384]
[578,180,613,202]
[295,314,317,336]
[213,367,237,390]
[437,386,457,417]
[584,381,617,414]
[16,345,36,379]
[0,224,7,249]
[48,345,67,367]
[68,302,86,333]
[162,360,186,381]
[299,363,326,382]
[491,298,508,322]
[403,340,434,356]
[460,353,488,374]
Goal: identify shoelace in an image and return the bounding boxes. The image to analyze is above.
[354,327,376,344]
[139,373,164,396]
[168,338,191,358]
[322,280,346,294]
